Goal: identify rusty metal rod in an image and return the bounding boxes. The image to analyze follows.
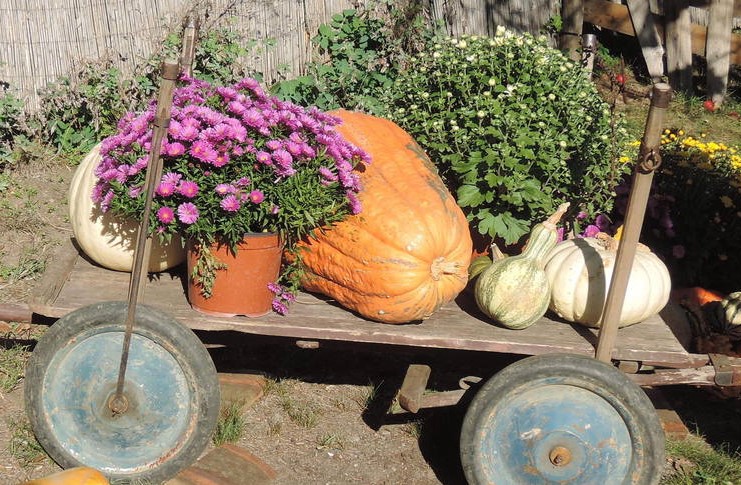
[595,83,672,363]
[110,61,180,414]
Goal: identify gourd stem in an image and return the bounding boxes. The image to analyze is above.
[542,202,571,229]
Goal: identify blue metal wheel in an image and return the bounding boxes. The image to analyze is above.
[25,301,220,483]
[460,353,664,484]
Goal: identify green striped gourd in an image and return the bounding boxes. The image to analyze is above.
[474,203,569,329]
[713,291,741,334]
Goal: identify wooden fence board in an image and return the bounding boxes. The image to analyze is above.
[665,0,693,94]
[706,0,734,103]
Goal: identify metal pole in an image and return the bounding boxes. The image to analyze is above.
[109,61,180,414]
[595,83,672,363]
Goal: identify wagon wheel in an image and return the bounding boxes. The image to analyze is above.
[25,301,220,483]
[459,353,664,485]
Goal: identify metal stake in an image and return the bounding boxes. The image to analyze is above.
[109,61,180,414]
[595,83,672,363]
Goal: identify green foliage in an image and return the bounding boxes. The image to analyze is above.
[31,25,261,160]
[380,29,630,245]
[271,6,427,112]
[0,88,32,169]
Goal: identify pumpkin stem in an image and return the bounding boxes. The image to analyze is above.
[431,257,465,281]
[542,202,570,230]
[595,231,650,253]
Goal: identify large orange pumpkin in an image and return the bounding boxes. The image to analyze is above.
[297,110,472,323]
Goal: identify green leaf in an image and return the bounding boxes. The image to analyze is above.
[457,185,485,208]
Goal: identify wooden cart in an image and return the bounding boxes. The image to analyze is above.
[25,235,741,484]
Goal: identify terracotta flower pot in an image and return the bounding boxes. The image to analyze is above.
[187,233,283,317]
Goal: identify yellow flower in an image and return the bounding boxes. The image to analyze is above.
[619,156,631,164]
[720,196,735,208]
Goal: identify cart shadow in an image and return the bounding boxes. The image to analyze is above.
[201,331,517,484]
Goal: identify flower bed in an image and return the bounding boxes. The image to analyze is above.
[610,130,741,293]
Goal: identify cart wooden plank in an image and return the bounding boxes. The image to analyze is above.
[29,239,693,367]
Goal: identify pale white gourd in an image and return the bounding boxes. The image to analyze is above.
[68,144,185,272]
[544,233,671,328]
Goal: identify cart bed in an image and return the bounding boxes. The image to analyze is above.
[30,239,694,367]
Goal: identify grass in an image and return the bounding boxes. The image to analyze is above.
[0,251,45,285]
[661,436,741,484]
[0,344,30,393]
[619,89,741,144]
[212,400,247,446]
[7,417,47,466]
[316,433,344,450]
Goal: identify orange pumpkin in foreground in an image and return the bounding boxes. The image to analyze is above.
[297,110,472,324]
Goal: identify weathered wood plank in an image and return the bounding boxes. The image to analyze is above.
[706,0,734,104]
[28,237,82,311]
[626,0,666,81]
[30,240,694,368]
[665,0,693,95]
[583,0,741,65]
[560,0,584,61]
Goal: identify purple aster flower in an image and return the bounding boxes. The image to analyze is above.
[236,177,251,186]
[165,141,186,157]
[157,206,175,224]
[228,101,247,115]
[189,140,218,164]
[220,195,241,212]
[212,152,230,168]
[581,224,600,238]
[215,184,232,195]
[128,186,143,198]
[318,166,338,182]
[266,140,282,151]
[270,205,280,214]
[272,298,288,315]
[178,180,199,198]
[162,172,182,185]
[178,123,200,141]
[177,202,199,224]
[272,149,293,167]
[594,214,611,232]
[156,182,176,197]
[256,151,272,165]
[346,191,362,214]
[249,190,265,204]
[267,282,282,294]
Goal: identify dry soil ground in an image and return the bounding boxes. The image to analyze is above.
[1,156,741,484]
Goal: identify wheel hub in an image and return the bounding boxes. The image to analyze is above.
[549,446,572,467]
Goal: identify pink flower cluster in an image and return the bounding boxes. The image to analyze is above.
[92,75,367,224]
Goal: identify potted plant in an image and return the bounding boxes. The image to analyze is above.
[92,75,368,316]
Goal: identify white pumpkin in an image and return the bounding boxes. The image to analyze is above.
[68,144,185,272]
[544,233,671,328]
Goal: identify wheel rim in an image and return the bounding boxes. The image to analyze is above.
[40,326,195,474]
[474,382,632,483]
